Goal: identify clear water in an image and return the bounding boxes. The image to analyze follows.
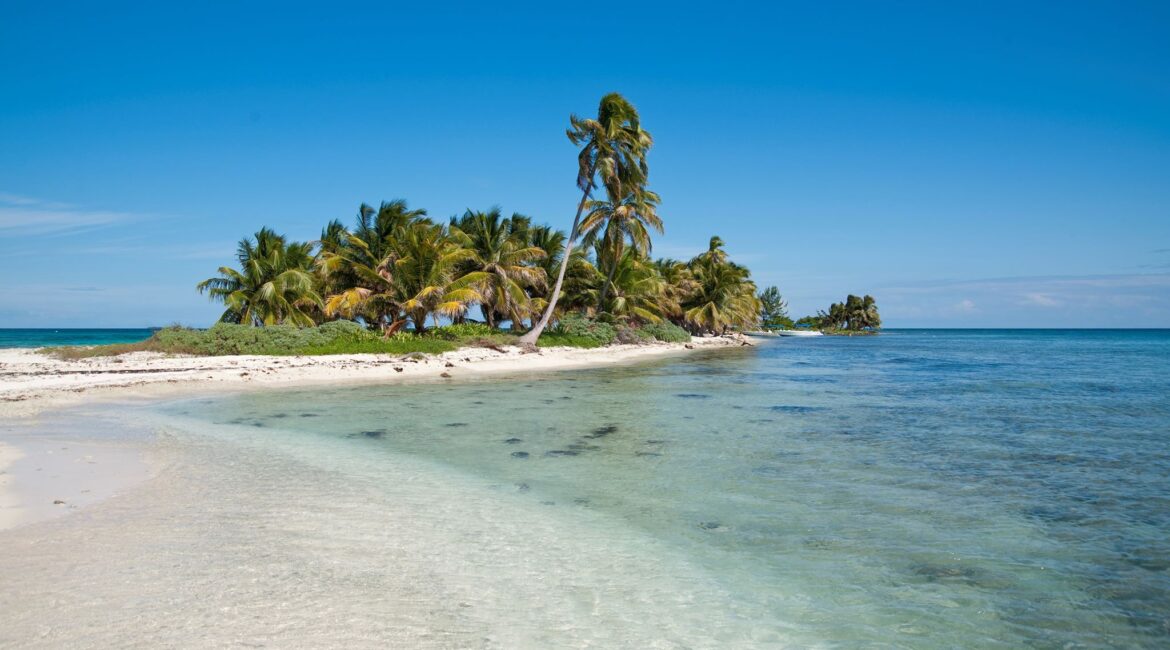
[2,330,1168,647]
[0,327,155,348]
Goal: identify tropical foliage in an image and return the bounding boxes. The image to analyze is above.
[194,92,857,351]
[197,228,322,326]
[759,286,794,330]
[799,294,882,332]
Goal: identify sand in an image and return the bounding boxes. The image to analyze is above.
[0,336,749,530]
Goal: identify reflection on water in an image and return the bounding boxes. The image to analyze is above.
[2,330,1169,647]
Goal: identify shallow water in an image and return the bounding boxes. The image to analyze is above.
[3,330,1169,647]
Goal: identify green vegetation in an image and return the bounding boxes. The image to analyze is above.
[759,286,794,330]
[797,294,882,334]
[45,321,457,358]
[184,92,776,356]
[47,92,875,361]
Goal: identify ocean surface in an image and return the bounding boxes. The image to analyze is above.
[0,327,155,348]
[2,329,1169,647]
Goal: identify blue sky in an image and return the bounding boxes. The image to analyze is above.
[2,1,1168,328]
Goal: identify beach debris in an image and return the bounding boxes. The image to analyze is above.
[440,371,452,378]
[444,362,455,368]
[685,344,694,349]
[394,366,404,372]
[53,500,65,505]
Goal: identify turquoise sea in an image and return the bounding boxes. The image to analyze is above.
[0,327,155,348]
[2,329,1168,647]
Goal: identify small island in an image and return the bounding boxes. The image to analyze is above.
[47,93,879,362]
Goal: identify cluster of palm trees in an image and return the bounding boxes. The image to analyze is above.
[815,294,882,331]
[198,93,762,338]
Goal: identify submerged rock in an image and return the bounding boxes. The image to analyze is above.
[361,430,386,438]
[544,449,580,457]
[770,405,824,413]
[698,521,723,530]
[510,451,530,459]
[444,422,469,427]
[675,393,710,399]
[504,437,523,444]
[299,413,319,418]
[586,424,618,438]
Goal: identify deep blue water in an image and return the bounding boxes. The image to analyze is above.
[0,328,156,348]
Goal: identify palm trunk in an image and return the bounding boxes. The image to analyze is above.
[518,184,593,347]
[596,247,621,312]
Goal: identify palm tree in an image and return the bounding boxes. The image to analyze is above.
[518,92,653,346]
[317,200,430,332]
[682,237,761,334]
[653,258,698,324]
[579,187,663,309]
[450,208,547,329]
[393,222,480,333]
[354,200,430,262]
[589,247,667,322]
[861,295,881,329]
[197,228,322,326]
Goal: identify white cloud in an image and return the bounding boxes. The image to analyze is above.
[875,273,1170,327]
[1021,292,1060,307]
[0,192,137,235]
[953,299,977,313]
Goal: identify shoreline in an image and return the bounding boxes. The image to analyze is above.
[0,335,750,419]
[0,336,749,531]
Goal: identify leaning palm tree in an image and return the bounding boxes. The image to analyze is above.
[197,228,322,326]
[518,92,653,346]
[579,186,663,309]
[450,208,547,329]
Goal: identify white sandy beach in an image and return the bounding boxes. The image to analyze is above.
[0,336,748,532]
[0,336,746,419]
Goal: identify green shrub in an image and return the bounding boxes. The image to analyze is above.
[547,314,616,347]
[426,322,498,341]
[537,333,608,349]
[638,322,691,343]
[614,325,654,345]
[298,336,455,355]
[118,321,454,357]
